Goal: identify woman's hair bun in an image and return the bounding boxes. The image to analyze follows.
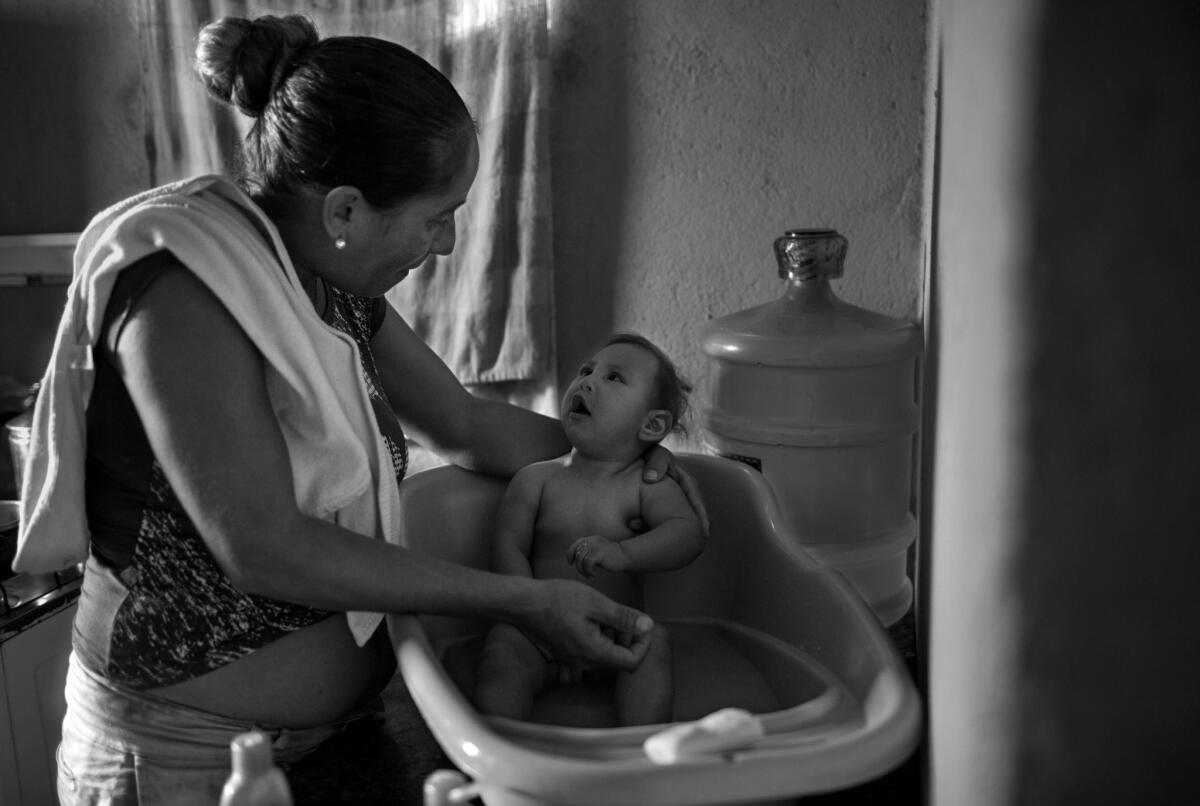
[194,15,319,117]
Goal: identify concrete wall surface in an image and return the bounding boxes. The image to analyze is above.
[549,0,932,449]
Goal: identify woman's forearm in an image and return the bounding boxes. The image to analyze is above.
[443,396,569,476]
[227,514,652,672]
[372,308,567,475]
[228,511,541,621]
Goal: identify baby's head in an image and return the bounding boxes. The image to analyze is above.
[604,333,692,439]
[561,333,692,455]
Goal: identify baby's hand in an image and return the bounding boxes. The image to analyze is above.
[567,536,629,578]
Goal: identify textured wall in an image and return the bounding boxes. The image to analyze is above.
[550,0,933,449]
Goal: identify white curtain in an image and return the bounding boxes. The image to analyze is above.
[135,0,556,410]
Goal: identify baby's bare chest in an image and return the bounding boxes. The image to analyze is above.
[534,474,641,548]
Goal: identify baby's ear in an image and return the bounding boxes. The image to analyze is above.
[639,410,673,442]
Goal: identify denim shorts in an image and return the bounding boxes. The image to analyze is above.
[57,652,374,805]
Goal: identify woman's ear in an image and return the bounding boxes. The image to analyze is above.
[322,186,366,244]
[638,410,674,443]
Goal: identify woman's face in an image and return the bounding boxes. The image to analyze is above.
[346,136,480,296]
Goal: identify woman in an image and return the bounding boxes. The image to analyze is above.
[39,14,689,804]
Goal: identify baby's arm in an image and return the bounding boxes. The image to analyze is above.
[569,477,704,577]
[490,464,544,578]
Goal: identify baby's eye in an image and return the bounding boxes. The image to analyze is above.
[606,371,623,382]
[578,366,593,376]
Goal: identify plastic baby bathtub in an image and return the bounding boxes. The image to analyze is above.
[389,454,921,806]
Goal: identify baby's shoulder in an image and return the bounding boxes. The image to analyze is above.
[618,456,650,485]
[636,465,688,502]
[511,457,568,486]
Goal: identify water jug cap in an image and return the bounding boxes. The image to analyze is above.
[774,229,847,281]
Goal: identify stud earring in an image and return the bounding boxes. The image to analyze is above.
[334,235,347,250]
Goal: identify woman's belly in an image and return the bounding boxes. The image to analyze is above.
[151,614,396,728]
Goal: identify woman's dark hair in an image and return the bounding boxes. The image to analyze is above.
[605,333,693,437]
[194,15,475,209]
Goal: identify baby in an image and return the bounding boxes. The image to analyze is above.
[474,333,705,726]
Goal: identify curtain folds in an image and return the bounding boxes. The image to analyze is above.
[135,0,555,401]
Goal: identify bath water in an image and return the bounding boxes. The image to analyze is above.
[439,617,859,750]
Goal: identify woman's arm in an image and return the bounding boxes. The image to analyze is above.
[111,267,647,669]
[370,304,568,475]
[369,301,707,524]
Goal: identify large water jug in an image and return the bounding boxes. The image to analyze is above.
[700,229,922,626]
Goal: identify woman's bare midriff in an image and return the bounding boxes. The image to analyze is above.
[150,615,396,728]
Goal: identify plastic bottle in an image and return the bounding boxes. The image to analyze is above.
[219,731,294,806]
[700,229,923,626]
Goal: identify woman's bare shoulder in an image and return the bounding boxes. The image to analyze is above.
[110,261,250,370]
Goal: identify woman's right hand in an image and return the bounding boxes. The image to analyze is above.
[520,579,654,672]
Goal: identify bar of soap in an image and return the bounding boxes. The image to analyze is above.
[643,708,765,764]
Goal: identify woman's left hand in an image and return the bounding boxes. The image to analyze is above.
[523,579,653,672]
[635,444,710,534]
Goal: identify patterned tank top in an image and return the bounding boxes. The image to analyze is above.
[75,251,408,689]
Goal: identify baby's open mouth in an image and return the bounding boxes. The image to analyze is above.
[568,393,590,416]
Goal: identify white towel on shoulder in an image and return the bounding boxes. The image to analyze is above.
[15,175,397,644]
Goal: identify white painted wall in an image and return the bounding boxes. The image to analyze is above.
[549,0,933,450]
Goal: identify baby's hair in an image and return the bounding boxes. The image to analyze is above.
[604,333,693,437]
